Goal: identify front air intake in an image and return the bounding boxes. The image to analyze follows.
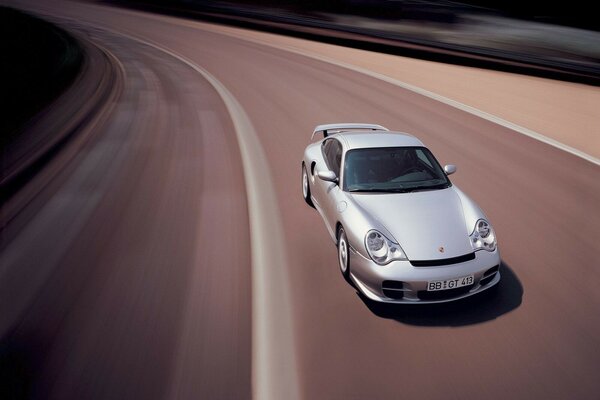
[382,280,406,300]
[410,252,476,267]
[479,265,500,286]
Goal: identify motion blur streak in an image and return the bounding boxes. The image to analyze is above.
[163,19,600,166]
[1,1,599,400]
[108,32,301,400]
[1,13,253,400]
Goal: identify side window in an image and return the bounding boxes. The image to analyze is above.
[322,139,342,177]
[322,140,333,170]
[331,140,342,177]
[416,149,433,168]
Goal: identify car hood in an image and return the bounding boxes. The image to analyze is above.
[350,187,473,260]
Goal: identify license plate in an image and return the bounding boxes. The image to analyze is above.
[427,275,474,291]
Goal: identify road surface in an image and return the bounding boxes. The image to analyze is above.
[1,1,599,399]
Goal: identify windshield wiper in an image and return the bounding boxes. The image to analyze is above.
[348,188,396,193]
[348,188,416,193]
[348,184,449,193]
[403,184,450,192]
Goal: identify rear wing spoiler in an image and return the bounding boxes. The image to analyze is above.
[311,123,389,140]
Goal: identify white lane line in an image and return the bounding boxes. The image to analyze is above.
[170,19,600,167]
[297,56,600,166]
[102,30,300,400]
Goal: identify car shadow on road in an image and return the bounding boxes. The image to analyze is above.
[358,262,522,327]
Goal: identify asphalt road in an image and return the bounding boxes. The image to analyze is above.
[1,1,599,400]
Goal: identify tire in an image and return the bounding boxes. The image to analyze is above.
[302,164,315,208]
[338,227,351,283]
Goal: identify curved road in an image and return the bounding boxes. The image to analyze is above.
[1,1,599,399]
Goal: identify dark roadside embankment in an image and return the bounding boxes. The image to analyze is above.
[0,8,121,227]
[0,7,82,149]
[107,0,600,86]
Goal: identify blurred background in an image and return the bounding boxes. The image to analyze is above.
[113,0,600,80]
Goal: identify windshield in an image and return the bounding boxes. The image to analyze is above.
[343,147,451,193]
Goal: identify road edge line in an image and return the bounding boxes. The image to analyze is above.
[105,31,301,400]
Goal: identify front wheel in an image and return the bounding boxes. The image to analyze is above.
[338,227,351,283]
[302,164,315,208]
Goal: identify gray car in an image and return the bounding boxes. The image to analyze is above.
[301,123,501,303]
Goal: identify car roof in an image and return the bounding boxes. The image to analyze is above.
[332,131,425,150]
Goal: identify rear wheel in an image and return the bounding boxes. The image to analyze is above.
[338,227,351,282]
[302,164,314,208]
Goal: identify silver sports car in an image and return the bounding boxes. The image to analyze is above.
[301,123,501,303]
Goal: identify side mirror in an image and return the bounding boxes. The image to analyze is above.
[444,164,457,175]
[317,170,338,183]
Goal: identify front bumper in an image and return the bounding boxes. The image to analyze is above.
[349,246,501,304]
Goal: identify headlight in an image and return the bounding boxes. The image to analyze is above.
[365,230,407,265]
[470,219,497,251]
